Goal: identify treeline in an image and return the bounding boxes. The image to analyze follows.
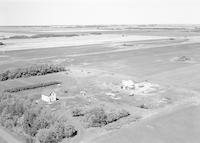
[72,107,130,127]
[0,93,77,143]
[4,33,79,40]
[4,81,61,93]
[0,64,67,81]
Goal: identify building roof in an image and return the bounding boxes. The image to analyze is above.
[42,90,56,97]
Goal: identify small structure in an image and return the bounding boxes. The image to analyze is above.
[121,80,135,90]
[134,82,156,94]
[176,56,191,62]
[80,90,87,96]
[106,92,121,100]
[41,91,57,104]
[171,56,194,63]
[121,80,160,96]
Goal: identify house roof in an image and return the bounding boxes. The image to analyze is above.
[42,90,56,97]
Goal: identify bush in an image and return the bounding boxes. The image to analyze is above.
[53,122,77,139]
[0,64,67,81]
[71,107,85,117]
[36,128,50,143]
[83,107,130,127]
[84,107,107,127]
[106,112,119,123]
[117,109,130,118]
[138,104,148,109]
[23,107,43,136]
[0,42,4,45]
[36,122,77,143]
[0,95,32,130]
[4,81,62,93]
[106,110,130,124]
[0,92,77,141]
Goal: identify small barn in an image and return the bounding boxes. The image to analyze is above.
[41,91,57,104]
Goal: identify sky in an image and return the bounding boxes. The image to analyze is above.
[0,0,200,26]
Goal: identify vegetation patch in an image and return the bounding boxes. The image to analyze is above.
[0,93,77,143]
[7,35,30,39]
[0,64,67,81]
[72,107,130,127]
[5,34,79,39]
[90,32,102,35]
[30,33,79,38]
[71,107,86,117]
[137,104,149,109]
[4,81,62,93]
[36,122,77,143]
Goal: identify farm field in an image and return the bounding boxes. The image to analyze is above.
[0,25,200,143]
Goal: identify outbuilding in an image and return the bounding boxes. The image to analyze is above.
[41,91,57,104]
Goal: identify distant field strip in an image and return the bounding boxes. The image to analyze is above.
[1,33,79,40]
[0,35,170,51]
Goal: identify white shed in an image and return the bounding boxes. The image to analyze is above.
[41,91,57,104]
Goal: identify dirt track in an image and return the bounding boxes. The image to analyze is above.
[88,97,200,143]
[0,128,21,143]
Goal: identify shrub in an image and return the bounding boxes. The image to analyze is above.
[0,42,4,45]
[23,105,45,136]
[106,112,119,123]
[138,104,148,109]
[36,122,77,143]
[71,107,85,117]
[0,64,67,81]
[0,92,77,141]
[53,122,77,139]
[84,107,107,127]
[36,128,50,143]
[83,107,130,127]
[0,95,30,129]
[106,110,130,124]
[117,109,130,118]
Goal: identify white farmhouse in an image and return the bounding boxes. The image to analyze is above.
[41,91,57,104]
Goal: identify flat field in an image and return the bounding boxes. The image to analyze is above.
[0,25,200,143]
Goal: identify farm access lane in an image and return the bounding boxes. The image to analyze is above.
[0,127,22,143]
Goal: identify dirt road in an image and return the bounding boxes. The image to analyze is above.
[89,98,200,143]
[0,128,22,143]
